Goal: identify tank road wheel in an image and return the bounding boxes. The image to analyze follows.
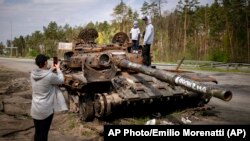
[188,93,212,107]
[94,94,106,118]
[65,90,80,113]
[79,95,95,121]
[69,95,80,113]
[198,95,212,107]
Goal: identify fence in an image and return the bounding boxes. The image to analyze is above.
[176,60,250,71]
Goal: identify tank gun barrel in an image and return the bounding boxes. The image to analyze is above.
[116,59,232,102]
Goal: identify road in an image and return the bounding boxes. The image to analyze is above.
[0,57,52,73]
[1,57,250,124]
[203,71,250,124]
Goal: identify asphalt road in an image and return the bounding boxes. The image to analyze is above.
[203,72,250,124]
[1,57,250,124]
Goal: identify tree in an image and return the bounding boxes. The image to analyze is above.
[12,36,26,56]
[6,40,11,47]
[246,0,250,62]
[133,11,139,20]
[217,0,249,62]
[141,1,150,16]
[112,0,129,31]
[177,0,200,53]
[85,22,95,28]
[0,42,5,54]
[63,24,75,42]
[151,0,168,17]
[26,31,44,57]
[43,21,65,57]
[44,21,58,40]
[141,1,160,17]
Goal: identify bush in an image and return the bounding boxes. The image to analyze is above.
[28,50,39,57]
[209,49,228,62]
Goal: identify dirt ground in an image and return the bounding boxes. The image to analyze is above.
[0,66,103,141]
[0,64,237,141]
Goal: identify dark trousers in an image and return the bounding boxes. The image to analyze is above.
[142,44,151,66]
[33,114,54,141]
[132,40,139,51]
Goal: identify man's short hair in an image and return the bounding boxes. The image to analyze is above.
[142,16,148,21]
[35,54,49,68]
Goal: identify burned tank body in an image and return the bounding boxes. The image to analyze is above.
[60,28,232,121]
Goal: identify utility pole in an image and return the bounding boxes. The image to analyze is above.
[10,20,13,57]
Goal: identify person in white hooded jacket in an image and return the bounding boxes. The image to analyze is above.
[30,54,68,141]
[142,16,154,66]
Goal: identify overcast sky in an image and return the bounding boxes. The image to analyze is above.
[0,0,213,45]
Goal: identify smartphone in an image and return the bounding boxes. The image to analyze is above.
[53,57,58,66]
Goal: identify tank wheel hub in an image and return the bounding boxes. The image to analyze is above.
[94,93,123,118]
[79,95,94,121]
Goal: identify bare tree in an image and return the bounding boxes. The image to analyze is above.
[150,0,168,17]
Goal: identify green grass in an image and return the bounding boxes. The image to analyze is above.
[81,130,95,136]
[128,116,150,125]
[68,120,75,129]
[112,116,151,125]
[67,114,76,129]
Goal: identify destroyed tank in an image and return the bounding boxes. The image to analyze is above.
[60,28,232,121]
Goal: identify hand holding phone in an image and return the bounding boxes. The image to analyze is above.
[53,57,58,66]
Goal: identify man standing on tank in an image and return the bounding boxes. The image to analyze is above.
[142,16,154,66]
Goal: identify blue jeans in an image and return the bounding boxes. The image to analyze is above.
[132,40,139,51]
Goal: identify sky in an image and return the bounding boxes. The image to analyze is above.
[0,0,213,45]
